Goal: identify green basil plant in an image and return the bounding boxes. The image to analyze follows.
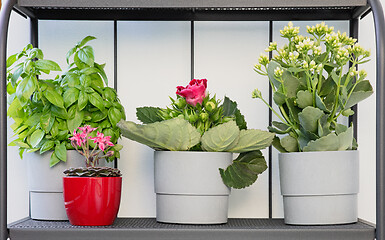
[7,36,126,167]
[117,79,275,189]
[253,22,373,152]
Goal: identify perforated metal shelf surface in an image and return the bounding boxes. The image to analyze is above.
[8,218,375,240]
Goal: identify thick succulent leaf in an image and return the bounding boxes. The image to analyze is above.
[201,121,240,152]
[219,151,267,189]
[345,80,374,109]
[273,91,286,106]
[337,126,354,150]
[296,90,313,109]
[280,135,298,152]
[302,132,339,151]
[117,118,200,151]
[136,106,163,124]
[315,93,329,112]
[272,136,287,153]
[317,115,331,137]
[227,129,275,153]
[298,106,324,133]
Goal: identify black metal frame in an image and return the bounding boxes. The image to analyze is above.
[1,0,384,239]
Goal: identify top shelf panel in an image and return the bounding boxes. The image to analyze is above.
[14,0,371,21]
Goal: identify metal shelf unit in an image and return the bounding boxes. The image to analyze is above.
[0,0,384,239]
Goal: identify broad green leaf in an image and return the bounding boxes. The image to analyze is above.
[283,72,301,98]
[66,46,77,64]
[280,135,298,152]
[35,60,61,71]
[50,152,61,167]
[337,126,353,150]
[50,121,59,138]
[10,66,23,87]
[7,98,22,118]
[40,140,54,154]
[40,112,55,133]
[30,129,45,148]
[303,132,339,151]
[95,63,108,85]
[315,93,329,112]
[64,73,80,87]
[44,88,64,108]
[25,112,42,127]
[6,53,17,68]
[136,107,163,124]
[222,97,246,130]
[117,118,201,151]
[80,74,92,88]
[55,142,67,162]
[345,80,374,109]
[219,151,267,189]
[92,110,107,122]
[80,67,99,75]
[16,75,36,104]
[103,88,117,101]
[78,36,96,48]
[63,88,80,108]
[227,129,275,152]
[67,109,84,132]
[201,121,240,152]
[77,46,95,67]
[78,90,88,111]
[51,105,68,119]
[318,114,331,137]
[272,121,291,132]
[108,107,123,127]
[298,106,324,133]
[88,92,105,111]
[296,90,313,109]
[335,123,348,135]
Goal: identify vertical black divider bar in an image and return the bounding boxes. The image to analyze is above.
[268,21,273,219]
[191,21,194,80]
[368,0,385,240]
[349,19,359,140]
[0,1,17,239]
[114,20,118,169]
[31,18,38,48]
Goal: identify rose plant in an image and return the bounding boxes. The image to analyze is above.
[64,125,121,177]
[7,36,125,167]
[117,79,275,189]
[253,22,373,152]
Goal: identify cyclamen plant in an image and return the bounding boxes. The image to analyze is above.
[118,79,275,189]
[253,22,373,152]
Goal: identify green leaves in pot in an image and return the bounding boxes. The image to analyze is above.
[7,36,126,167]
[253,22,373,152]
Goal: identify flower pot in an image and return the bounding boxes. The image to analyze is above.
[154,151,232,224]
[63,176,122,226]
[279,150,359,225]
[26,150,84,220]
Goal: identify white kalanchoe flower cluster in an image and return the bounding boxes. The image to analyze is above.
[274,67,284,78]
[265,41,277,52]
[307,22,334,37]
[336,47,350,65]
[280,21,300,39]
[258,53,270,67]
[295,38,315,53]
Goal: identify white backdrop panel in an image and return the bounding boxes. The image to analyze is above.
[117,21,191,217]
[194,21,270,218]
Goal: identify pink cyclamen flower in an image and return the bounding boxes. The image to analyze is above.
[69,129,84,147]
[78,125,97,134]
[91,132,115,151]
[176,79,207,106]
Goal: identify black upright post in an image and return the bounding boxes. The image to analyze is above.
[368,0,385,240]
[31,17,38,48]
[0,1,17,240]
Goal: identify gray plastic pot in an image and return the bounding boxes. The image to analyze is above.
[279,150,359,225]
[26,150,85,220]
[154,151,232,224]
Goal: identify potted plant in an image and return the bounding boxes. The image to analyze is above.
[117,79,275,224]
[6,36,125,220]
[253,22,373,225]
[63,125,122,226]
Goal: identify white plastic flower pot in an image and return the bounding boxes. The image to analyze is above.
[279,150,359,225]
[26,150,110,220]
[154,151,232,224]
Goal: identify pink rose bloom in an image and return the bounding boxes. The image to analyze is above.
[176,79,207,106]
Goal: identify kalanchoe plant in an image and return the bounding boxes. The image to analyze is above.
[7,36,125,167]
[63,125,122,177]
[117,79,275,189]
[253,22,373,152]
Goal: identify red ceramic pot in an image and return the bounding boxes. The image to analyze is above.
[63,177,122,226]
